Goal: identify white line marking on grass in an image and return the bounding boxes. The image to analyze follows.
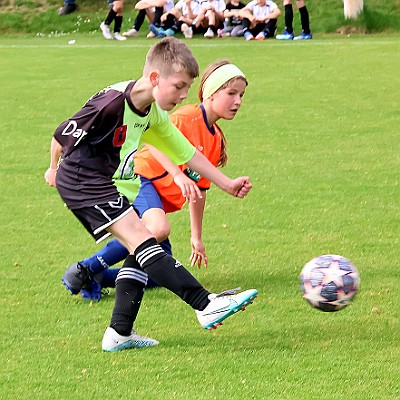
[0,39,400,49]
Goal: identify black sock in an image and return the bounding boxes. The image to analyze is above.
[172,20,183,33]
[164,13,176,29]
[133,9,146,30]
[284,3,293,33]
[264,19,277,37]
[135,238,210,311]
[209,24,216,33]
[114,16,123,33]
[104,8,117,26]
[299,6,310,34]
[153,6,163,26]
[109,255,147,336]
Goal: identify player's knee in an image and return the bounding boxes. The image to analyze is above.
[113,1,123,13]
[147,221,170,243]
[155,225,171,242]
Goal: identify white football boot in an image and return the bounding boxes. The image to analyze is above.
[100,22,113,40]
[102,327,159,352]
[203,28,214,38]
[113,32,127,41]
[196,288,258,330]
[181,23,193,39]
[123,28,139,37]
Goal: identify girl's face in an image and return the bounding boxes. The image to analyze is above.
[210,78,246,120]
[154,70,194,111]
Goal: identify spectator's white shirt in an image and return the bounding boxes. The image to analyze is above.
[164,0,175,12]
[245,0,278,20]
[201,0,226,13]
[175,0,203,16]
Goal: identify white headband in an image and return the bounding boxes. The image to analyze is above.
[202,64,246,100]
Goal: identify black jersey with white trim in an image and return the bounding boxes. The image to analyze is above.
[54,80,195,209]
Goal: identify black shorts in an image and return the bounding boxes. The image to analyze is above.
[71,195,134,243]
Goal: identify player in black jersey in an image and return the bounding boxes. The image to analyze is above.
[45,37,258,352]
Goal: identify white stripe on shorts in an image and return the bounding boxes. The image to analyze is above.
[93,206,133,241]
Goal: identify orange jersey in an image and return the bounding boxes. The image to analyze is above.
[134,104,223,213]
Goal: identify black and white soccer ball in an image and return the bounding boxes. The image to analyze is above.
[299,254,360,312]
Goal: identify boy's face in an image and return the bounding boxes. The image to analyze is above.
[153,70,195,111]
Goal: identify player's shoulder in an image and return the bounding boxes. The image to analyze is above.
[170,104,205,127]
[244,0,256,9]
[171,103,202,118]
[85,80,133,111]
[108,80,134,93]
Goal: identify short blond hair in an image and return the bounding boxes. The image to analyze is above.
[144,37,199,79]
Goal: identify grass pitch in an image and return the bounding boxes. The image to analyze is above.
[1,35,400,399]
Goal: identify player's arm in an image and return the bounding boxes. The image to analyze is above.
[238,7,254,22]
[44,137,62,187]
[146,110,252,199]
[189,191,208,268]
[264,6,281,21]
[45,101,103,187]
[186,150,252,198]
[147,144,202,203]
[185,0,197,21]
[224,8,240,17]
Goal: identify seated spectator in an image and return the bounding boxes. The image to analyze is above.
[217,0,246,37]
[193,0,226,38]
[238,0,281,40]
[123,0,175,38]
[149,0,203,38]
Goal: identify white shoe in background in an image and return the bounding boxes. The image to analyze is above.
[100,22,113,40]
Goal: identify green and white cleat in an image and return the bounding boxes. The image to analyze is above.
[102,327,159,352]
[196,288,258,330]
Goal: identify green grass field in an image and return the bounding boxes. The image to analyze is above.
[1,0,400,34]
[1,35,400,399]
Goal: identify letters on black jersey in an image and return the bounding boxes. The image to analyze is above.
[61,120,88,146]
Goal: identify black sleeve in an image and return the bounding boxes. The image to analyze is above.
[53,90,124,158]
[54,105,100,156]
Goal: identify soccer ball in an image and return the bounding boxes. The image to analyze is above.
[299,254,360,312]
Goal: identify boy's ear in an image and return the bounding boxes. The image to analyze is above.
[149,72,159,87]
